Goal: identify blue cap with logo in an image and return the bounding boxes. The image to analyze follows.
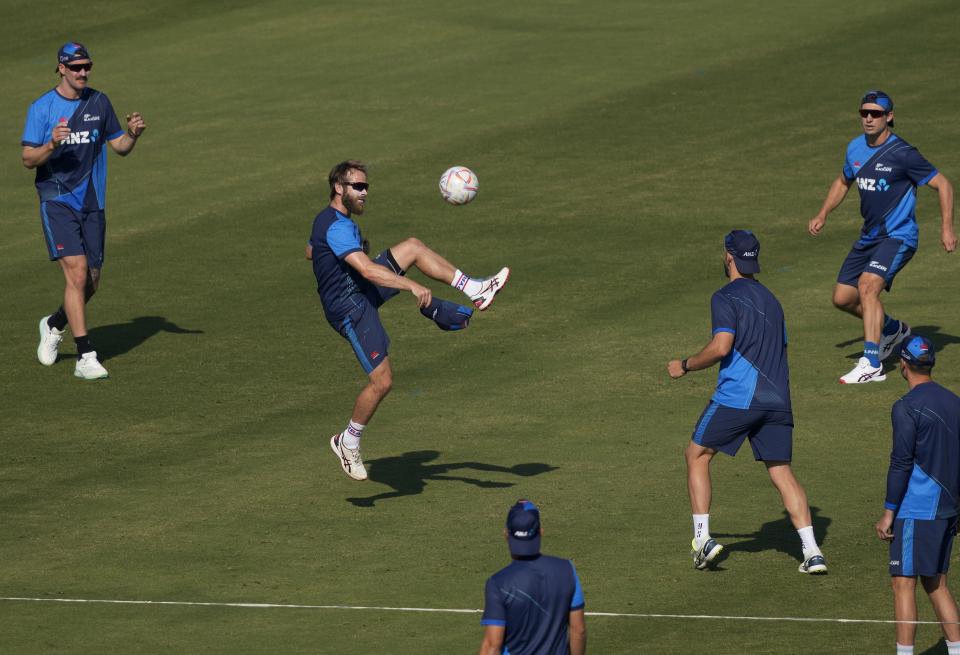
[724,230,760,274]
[861,90,894,127]
[506,499,541,557]
[58,42,91,65]
[900,335,935,368]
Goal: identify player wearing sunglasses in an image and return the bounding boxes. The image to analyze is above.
[21,42,147,380]
[807,91,955,385]
[306,160,510,481]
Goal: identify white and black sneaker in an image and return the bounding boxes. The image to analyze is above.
[37,315,64,366]
[879,322,911,361]
[799,553,828,574]
[74,351,108,380]
[692,538,724,570]
[839,357,886,384]
[330,433,368,481]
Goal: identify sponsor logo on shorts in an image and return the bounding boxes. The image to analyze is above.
[869,260,889,272]
[890,560,900,566]
[56,244,65,250]
[371,351,381,359]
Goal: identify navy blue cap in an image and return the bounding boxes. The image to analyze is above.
[861,90,894,127]
[724,230,760,274]
[900,335,936,368]
[58,42,91,65]
[506,500,541,556]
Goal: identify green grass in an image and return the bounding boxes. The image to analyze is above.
[3,0,960,652]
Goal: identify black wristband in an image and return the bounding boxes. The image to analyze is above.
[681,358,689,373]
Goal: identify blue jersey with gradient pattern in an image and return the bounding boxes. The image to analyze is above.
[309,206,374,323]
[481,555,584,655]
[710,278,791,412]
[21,87,124,212]
[842,134,938,249]
[885,382,960,520]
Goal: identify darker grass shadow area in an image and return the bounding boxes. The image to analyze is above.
[346,450,557,507]
[712,506,831,563]
[80,316,204,360]
[838,325,960,362]
[919,640,948,655]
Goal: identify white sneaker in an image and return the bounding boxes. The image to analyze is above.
[691,538,724,570]
[330,433,368,481]
[470,267,510,311]
[839,357,886,384]
[879,322,911,361]
[37,315,64,366]
[74,351,109,380]
[799,553,828,574]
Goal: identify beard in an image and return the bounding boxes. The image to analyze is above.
[343,193,365,215]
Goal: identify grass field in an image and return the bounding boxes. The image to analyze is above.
[3,1,960,652]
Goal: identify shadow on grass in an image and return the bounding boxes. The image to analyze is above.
[76,316,204,361]
[837,325,960,361]
[346,450,557,507]
[919,640,948,654]
[712,505,831,564]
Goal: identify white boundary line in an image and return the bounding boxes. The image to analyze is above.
[0,596,954,625]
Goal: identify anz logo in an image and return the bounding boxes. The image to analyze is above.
[58,130,98,145]
[857,177,890,192]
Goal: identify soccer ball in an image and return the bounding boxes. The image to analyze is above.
[439,166,479,205]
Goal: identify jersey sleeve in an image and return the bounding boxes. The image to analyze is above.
[569,561,585,611]
[885,399,917,510]
[842,145,856,182]
[326,218,363,259]
[710,291,736,335]
[480,577,507,626]
[101,94,124,141]
[22,101,49,147]
[903,147,938,186]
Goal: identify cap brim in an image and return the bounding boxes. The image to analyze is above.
[734,258,760,274]
[507,534,541,557]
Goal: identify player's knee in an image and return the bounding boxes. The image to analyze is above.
[832,289,856,310]
[402,237,425,253]
[370,369,393,396]
[857,276,884,298]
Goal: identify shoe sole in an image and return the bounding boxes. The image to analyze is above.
[37,316,58,367]
[800,564,828,574]
[74,370,109,380]
[330,434,367,481]
[693,542,723,570]
[476,268,510,312]
[839,373,886,384]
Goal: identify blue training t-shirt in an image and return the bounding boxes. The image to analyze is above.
[885,381,960,520]
[710,278,791,412]
[842,134,938,249]
[309,205,376,323]
[481,555,584,655]
[21,87,124,212]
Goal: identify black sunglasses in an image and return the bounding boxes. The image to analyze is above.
[859,109,887,119]
[340,181,369,192]
[65,62,93,72]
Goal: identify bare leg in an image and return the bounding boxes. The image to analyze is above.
[832,283,862,318]
[685,442,716,515]
[765,462,812,529]
[893,576,918,647]
[858,272,886,345]
[921,574,960,642]
[58,256,92,337]
[351,357,393,425]
[389,238,458,283]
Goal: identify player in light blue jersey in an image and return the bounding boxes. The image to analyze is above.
[668,231,826,574]
[875,336,960,655]
[808,91,955,385]
[22,42,146,380]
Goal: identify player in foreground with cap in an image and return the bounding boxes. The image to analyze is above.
[22,42,146,380]
[808,90,955,384]
[668,231,827,573]
[478,500,586,655]
[874,336,960,655]
[308,160,510,481]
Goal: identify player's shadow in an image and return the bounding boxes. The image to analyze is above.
[346,450,557,507]
[63,316,204,361]
[712,506,831,565]
[838,325,960,361]
[919,640,950,654]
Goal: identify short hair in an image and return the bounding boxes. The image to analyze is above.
[328,160,367,199]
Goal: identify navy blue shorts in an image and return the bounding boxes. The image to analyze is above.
[691,401,793,461]
[889,517,958,577]
[39,202,106,268]
[362,249,407,307]
[337,300,389,374]
[837,238,915,291]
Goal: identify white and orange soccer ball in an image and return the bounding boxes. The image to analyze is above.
[438,166,479,205]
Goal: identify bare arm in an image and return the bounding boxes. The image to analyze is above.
[305,244,313,260]
[569,609,587,655]
[477,625,504,655]
[926,173,956,252]
[344,251,432,307]
[108,112,146,156]
[808,174,852,236]
[667,331,735,379]
[21,120,71,169]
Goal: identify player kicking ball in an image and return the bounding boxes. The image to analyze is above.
[307,160,509,481]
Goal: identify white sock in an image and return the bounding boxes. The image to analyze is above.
[897,643,914,655]
[451,269,483,297]
[342,421,364,449]
[798,526,820,556]
[693,514,710,546]
[946,639,960,655]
